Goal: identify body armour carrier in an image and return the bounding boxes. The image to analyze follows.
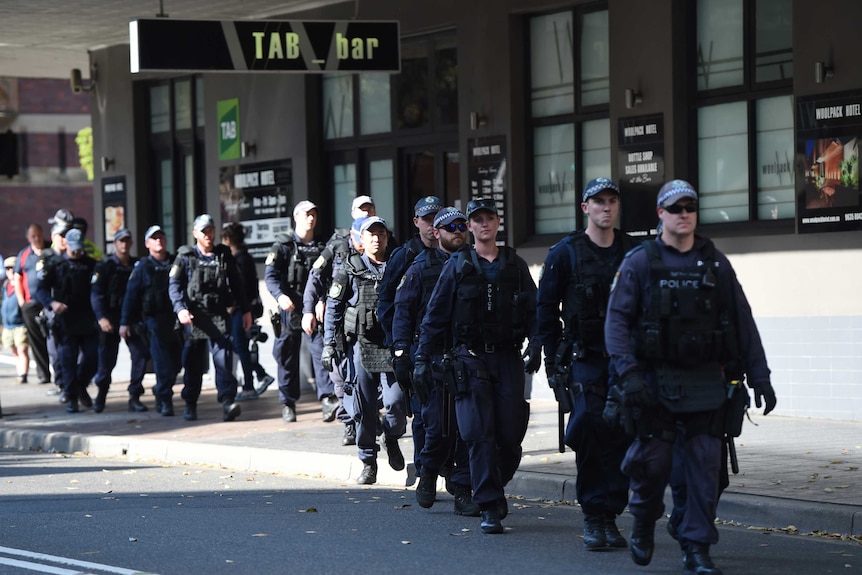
[452,247,528,349]
[58,257,98,336]
[560,230,633,354]
[96,258,135,318]
[414,249,447,342]
[141,258,173,317]
[636,239,732,413]
[341,253,390,373]
[180,245,230,340]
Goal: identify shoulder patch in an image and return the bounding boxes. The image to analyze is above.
[538,263,545,282]
[328,282,343,299]
[36,260,45,272]
[610,270,620,293]
[91,272,99,284]
[312,255,326,270]
[265,252,276,266]
[169,264,180,278]
[396,275,407,291]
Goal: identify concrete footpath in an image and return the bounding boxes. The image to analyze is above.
[0,352,860,538]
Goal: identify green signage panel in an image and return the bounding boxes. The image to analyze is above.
[130,19,400,73]
[218,98,240,161]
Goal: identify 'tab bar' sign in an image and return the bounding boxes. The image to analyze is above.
[130,19,400,73]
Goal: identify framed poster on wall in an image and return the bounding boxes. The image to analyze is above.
[467,136,507,244]
[796,91,862,233]
[618,113,664,237]
[102,175,127,255]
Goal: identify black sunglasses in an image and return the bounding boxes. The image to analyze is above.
[440,222,468,232]
[663,202,698,214]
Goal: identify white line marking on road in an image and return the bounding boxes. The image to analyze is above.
[0,556,78,574]
[0,545,157,574]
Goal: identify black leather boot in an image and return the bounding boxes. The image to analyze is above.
[415,468,437,508]
[583,514,607,550]
[450,484,480,517]
[357,462,377,485]
[128,395,148,413]
[604,513,627,548]
[683,543,723,575]
[93,388,109,413]
[629,518,655,566]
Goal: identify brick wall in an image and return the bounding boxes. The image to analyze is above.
[18,78,90,114]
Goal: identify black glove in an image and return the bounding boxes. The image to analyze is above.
[751,381,777,415]
[522,342,542,374]
[622,371,655,407]
[602,385,623,427]
[412,353,432,404]
[321,344,337,372]
[392,350,414,394]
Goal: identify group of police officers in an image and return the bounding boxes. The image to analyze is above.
[27,176,777,574]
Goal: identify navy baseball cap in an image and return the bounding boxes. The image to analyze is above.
[113,228,132,242]
[582,177,620,202]
[193,214,215,232]
[65,228,84,251]
[414,196,443,217]
[144,225,164,241]
[48,208,74,225]
[465,197,498,218]
[434,207,467,229]
[359,216,388,234]
[657,179,698,207]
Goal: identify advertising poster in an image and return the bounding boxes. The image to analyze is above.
[102,175,127,255]
[467,136,507,244]
[218,159,292,261]
[218,98,240,161]
[618,113,664,237]
[796,91,862,233]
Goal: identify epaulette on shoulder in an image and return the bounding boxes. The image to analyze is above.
[41,247,56,258]
[623,243,646,260]
[177,245,194,257]
[275,232,294,245]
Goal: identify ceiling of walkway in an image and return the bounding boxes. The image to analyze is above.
[0,0,349,78]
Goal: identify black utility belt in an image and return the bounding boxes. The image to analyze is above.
[465,342,519,355]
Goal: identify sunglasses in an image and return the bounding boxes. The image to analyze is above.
[663,202,698,214]
[440,222,468,233]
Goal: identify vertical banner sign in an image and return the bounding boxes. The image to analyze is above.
[219,159,292,261]
[102,175,127,255]
[467,136,507,244]
[796,91,862,233]
[618,114,665,237]
[218,98,240,161]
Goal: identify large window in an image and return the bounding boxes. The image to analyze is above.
[694,0,793,225]
[528,7,611,235]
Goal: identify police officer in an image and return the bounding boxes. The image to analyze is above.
[35,228,99,413]
[41,221,72,397]
[324,216,407,485]
[91,228,149,413]
[414,197,540,534]
[120,225,181,416]
[605,179,777,574]
[536,177,634,550]
[169,214,250,422]
[378,196,442,474]
[393,207,478,516]
[265,200,335,423]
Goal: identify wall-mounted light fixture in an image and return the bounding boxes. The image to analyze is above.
[241,141,256,158]
[70,64,97,94]
[625,88,643,109]
[469,112,488,131]
[100,156,114,172]
[815,61,834,84]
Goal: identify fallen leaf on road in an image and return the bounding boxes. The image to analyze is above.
[252,533,269,537]
[299,507,318,513]
[401,541,411,545]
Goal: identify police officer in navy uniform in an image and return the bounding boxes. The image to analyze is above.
[378,195,442,475]
[536,177,634,550]
[91,228,149,413]
[324,216,407,485]
[169,214,250,422]
[393,207,478,516]
[605,180,777,574]
[265,200,335,423]
[414,197,540,534]
[120,225,181,416]
[35,228,99,413]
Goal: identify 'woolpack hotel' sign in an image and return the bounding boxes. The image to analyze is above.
[130,19,400,73]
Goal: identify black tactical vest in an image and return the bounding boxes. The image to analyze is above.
[410,249,448,343]
[141,257,173,316]
[451,247,528,349]
[274,233,323,293]
[97,257,136,316]
[58,256,98,336]
[636,240,731,413]
[182,245,229,313]
[343,253,390,373]
[560,230,632,352]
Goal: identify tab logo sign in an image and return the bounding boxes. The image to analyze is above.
[218,98,240,161]
[130,19,400,73]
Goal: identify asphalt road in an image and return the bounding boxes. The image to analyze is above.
[0,448,859,575]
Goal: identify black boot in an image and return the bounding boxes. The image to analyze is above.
[183,402,197,421]
[223,400,241,422]
[342,422,356,446]
[415,468,437,508]
[93,388,109,413]
[480,508,504,534]
[128,395,148,413]
[160,397,174,416]
[357,462,377,485]
[583,514,607,550]
[79,387,93,408]
[451,483,480,517]
[65,397,79,413]
[683,543,722,575]
[384,436,405,471]
[604,513,627,548]
[629,517,655,566]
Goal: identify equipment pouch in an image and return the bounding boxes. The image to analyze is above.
[725,382,750,438]
[270,310,282,338]
[452,359,469,395]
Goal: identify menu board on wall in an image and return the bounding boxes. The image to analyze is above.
[219,159,293,261]
[467,136,507,244]
[618,113,665,237]
[102,175,127,255]
[796,91,862,233]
